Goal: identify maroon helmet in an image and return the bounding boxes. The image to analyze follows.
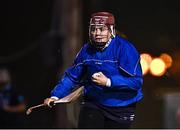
[90,12,115,26]
[89,12,116,39]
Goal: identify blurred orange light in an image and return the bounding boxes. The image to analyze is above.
[140,58,149,75]
[140,53,152,75]
[160,53,173,69]
[150,58,166,76]
[140,53,152,65]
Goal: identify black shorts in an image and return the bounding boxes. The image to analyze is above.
[78,101,136,128]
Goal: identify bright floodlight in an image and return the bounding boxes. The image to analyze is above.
[150,58,166,76]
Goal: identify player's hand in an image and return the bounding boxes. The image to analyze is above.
[44,98,56,108]
[92,72,108,86]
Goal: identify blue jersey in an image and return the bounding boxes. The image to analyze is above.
[51,35,143,107]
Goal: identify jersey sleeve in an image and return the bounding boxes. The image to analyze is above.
[109,37,143,90]
[51,46,86,98]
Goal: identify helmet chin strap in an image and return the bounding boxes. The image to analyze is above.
[91,37,112,50]
[91,42,106,50]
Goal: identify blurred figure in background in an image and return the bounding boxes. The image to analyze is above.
[0,67,26,128]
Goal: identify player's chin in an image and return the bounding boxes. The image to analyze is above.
[95,39,108,43]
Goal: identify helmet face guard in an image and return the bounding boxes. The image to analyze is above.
[89,12,115,49]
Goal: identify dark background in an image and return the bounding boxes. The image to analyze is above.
[1,0,180,128]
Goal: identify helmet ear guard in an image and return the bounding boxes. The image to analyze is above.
[109,25,115,38]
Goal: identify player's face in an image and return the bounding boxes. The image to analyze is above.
[90,25,111,43]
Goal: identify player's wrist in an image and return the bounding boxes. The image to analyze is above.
[106,78,111,87]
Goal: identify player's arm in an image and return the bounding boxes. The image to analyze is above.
[44,47,86,107]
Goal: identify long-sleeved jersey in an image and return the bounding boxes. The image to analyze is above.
[51,35,143,107]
